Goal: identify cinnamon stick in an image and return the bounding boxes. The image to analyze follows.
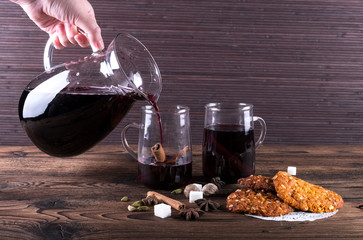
[166,146,191,164]
[151,143,166,162]
[147,191,185,210]
[175,146,190,160]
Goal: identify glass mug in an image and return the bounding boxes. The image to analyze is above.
[121,105,192,189]
[202,103,266,183]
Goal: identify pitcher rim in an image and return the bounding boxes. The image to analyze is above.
[142,104,189,114]
[205,103,253,111]
[111,32,162,102]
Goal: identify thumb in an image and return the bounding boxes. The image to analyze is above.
[75,13,104,51]
[69,1,104,51]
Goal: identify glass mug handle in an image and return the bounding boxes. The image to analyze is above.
[253,116,267,149]
[121,123,141,160]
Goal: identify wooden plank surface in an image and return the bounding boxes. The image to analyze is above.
[0,144,361,239]
[2,0,363,146]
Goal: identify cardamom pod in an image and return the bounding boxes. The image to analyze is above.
[127,205,137,212]
[121,196,129,202]
[171,188,183,194]
[137,206,149,211]
[132,201,145,207]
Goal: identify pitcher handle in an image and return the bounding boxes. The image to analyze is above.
[121,123,141,160]
[253,116,267,149]
[43,38,55,71]
[43,28,100,71]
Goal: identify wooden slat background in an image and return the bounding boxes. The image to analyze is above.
[1,0,363,146]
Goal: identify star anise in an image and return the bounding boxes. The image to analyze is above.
[178,208,204,221]
[141,195,163,206]
[211,177,226,190]
[195,198,221,212]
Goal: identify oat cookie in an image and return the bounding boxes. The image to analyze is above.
[226,188,294,217]
[237,175,275,192]
[272,171,344,213]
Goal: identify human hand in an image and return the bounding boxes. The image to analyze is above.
[11,0,104,50]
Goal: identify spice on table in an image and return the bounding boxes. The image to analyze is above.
[171,188,183,194]
[193,183,203,191]
[202,183,219,196]
[184,184,200,198]
[137,206,149,211]
[147,191,185,210]
[131,200,145,208]
[147,191,204,221]
[195,198,221,212]
[211,177,226,190]
[128,205,149,212]
[179,208,204,221]
[142,195,163,206]
[128,205,137,212]
[120,196,129,202]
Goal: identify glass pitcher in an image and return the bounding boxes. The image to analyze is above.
[18,33,162,157]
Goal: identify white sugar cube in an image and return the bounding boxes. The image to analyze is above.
[193,183,203,191]
[189,190,203,203]
[154,203,171,219]
[287,166,297,176]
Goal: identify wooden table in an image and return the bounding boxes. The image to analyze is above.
[0,145,361,239]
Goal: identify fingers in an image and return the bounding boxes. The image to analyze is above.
[74,33,90,48]
[51,23,75,49]
[38,0,104,50]
[52,23,93,49]
[51,34,63,50]
[64,23,77,45]
[74,4,104,51]
[56,24,74,48]
[65,23,91,48]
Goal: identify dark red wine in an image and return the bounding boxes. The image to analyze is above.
[147,95,163,145]
[202,124,255,183]
[138,156,192,189]
[18,88,140,157]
